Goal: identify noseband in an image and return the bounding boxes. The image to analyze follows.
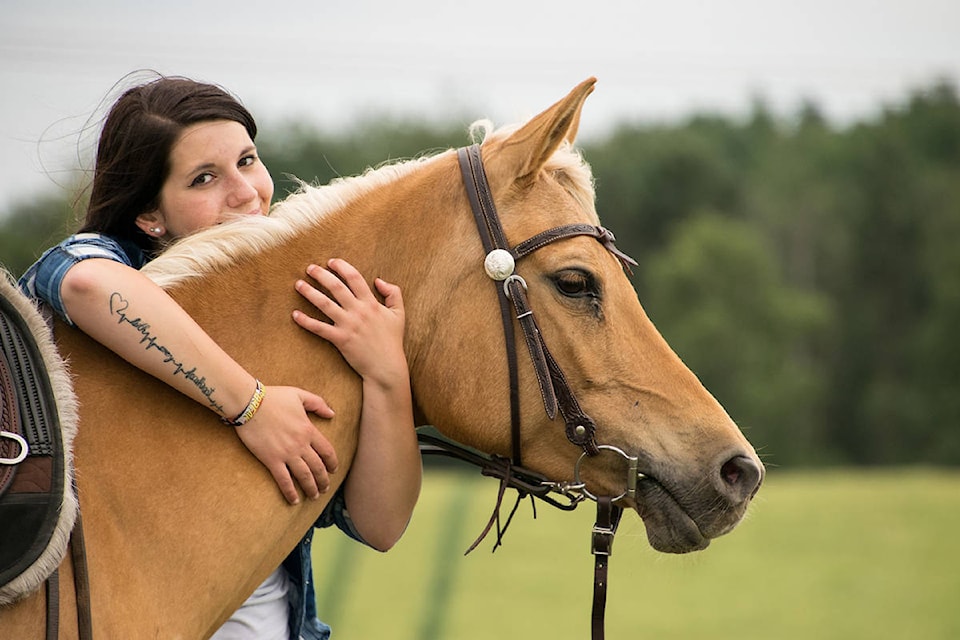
[419,144,640,639]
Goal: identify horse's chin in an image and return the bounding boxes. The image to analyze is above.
[633,477,710,554]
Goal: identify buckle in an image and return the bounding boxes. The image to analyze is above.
[591,525,615,557]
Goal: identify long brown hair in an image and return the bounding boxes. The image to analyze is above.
[79,75,258,252]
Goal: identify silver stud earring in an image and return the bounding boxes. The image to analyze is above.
[150,227,162,234]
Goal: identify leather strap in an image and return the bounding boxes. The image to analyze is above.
[45,513,94,639]
[505,278,559,419]
[591,497,623,640]
[45,569,59,640]
[71,511,93,640]
[457,145,605,460]
[513,224,637,275]
[417,426,582,513]
[459,145,525,464]
[459,144,509,251]
[454,143,637,637]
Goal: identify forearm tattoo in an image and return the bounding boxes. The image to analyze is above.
[109,292,225,414]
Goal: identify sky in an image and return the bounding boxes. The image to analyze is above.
[1,0,959,217]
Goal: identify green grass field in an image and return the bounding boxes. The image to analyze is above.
[311,468,960,639]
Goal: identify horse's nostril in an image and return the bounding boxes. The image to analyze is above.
[719,455,763,503]
[721,459,742,485]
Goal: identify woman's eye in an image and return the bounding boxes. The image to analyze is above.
[190,173,214,187]
[239,155,256,168]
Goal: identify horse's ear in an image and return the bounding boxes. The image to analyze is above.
[491,77,596,182]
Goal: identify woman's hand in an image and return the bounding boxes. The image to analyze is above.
[233,385,339,504]
[292,259,408,387]
[293,258,419,550]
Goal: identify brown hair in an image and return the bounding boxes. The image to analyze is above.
[79,74,258,252]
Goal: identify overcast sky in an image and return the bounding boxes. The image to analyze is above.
[2,0,959,218]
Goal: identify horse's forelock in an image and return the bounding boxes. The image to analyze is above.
[473,119,598,222]
[547,142,598,222]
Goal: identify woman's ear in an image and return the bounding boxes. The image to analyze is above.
[135,211,166,238]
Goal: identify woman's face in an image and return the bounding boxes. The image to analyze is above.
[137,120,274,240]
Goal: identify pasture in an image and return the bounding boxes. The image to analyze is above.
[311,467,960,639]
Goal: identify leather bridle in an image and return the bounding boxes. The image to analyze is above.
[419,145,641,639]
[458,144,639,467]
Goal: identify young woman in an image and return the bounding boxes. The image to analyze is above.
[19,74,421,640]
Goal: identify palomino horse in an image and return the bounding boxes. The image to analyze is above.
[0,78,763,638]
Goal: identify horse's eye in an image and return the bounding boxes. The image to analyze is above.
[553,270,596,298]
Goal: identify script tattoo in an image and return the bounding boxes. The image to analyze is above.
[109,292,224,414]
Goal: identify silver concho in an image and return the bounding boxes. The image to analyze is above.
[483,249,516,281]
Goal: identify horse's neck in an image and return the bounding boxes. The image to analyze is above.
[57,161,463,636]
[55,310,344,634]
[56,225,369,634]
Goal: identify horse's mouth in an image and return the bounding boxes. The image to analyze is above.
[632,474,710,554]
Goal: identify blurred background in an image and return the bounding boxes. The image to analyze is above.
[2,1,959,637]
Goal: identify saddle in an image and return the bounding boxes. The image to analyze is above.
[0,271,78,606]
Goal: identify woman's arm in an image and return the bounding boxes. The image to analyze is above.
[61,258,339,504]
[293,259,421,551]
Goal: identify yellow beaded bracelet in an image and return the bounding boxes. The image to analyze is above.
[223,379,265,427]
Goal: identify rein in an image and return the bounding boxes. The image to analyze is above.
[418,145,640,639]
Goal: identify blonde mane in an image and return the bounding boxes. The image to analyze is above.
[142,121,597,290]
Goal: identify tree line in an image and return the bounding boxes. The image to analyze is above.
[2,80,957,468]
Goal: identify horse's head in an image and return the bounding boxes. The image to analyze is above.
[411,78,763,554]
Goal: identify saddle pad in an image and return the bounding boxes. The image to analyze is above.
[0,272,78,605]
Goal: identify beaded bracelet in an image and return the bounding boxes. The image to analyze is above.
[223,379,266,427]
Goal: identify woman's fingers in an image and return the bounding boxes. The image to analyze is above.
[291,307,331,338]
[267,465,301,505]
[235,385,340,505]
[302,259,377,308]
[294,260,379,344]
[301,390,339,474]
[293,267,359,330]
[270,449,331,504]
[325,258,377,302]
[288,458,322,500]
[292,259,407,382]
[302,388,336,421]
[294,277,342,325]
[375,277,404,312]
